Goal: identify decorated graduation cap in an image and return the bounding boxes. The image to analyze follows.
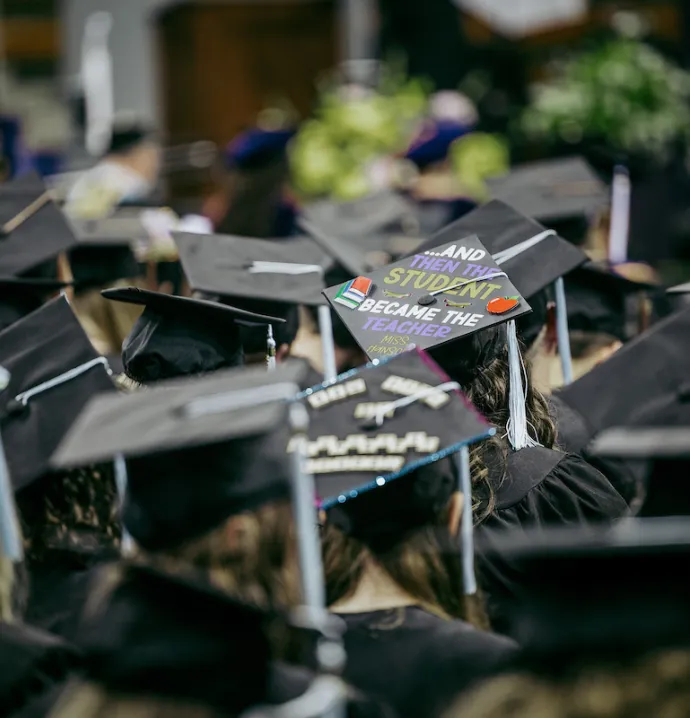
[0,172,79,277]
[174,231,338,379]
[554,303,690,451]
[564,260,654,343]
[480,519,690,666]
[325,222,548,450]
[0,295,116,493]
[103,287,285,384]
[411,200,589,382]
[485,157,608,235]
[296,347,493,593]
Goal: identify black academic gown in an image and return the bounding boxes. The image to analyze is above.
[549,393,645,504]
[25,550,114,642]
[0,622,81,718]
[476,446,629,635]
[337,607,517,718]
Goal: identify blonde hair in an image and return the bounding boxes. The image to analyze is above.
[0,556,14,622]
[50,681,224,718]
[450,650,690,718]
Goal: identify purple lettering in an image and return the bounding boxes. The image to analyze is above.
[409,254,437,271]
[398,321,412,333]
[371,319,388,331]
[435,326,452,339]
[421,323,440,337]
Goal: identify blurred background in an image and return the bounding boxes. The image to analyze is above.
[2,0,690,278]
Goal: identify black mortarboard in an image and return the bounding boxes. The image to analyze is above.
[325,229,530,361]
[564,261,653,342]
[52,363,305,549]
[0,277,69,332]
[0,172,79,277]
[68,216,141,288]
[411,200,587,301]
[103,287,285,384]
[553,304,690,448]
[301,191,418,241]
[78,564,272,713]
[174,231,327,307]
[296,347,492,543]
[0,295,116,492]
[481,519,690,667]
[486,157,608,227]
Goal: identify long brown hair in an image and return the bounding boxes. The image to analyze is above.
[323,491,490,629]
[430,326,557,523]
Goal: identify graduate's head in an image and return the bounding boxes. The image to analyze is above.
[106,121,161,185]
[102,288,284,385]
[297,348,493,625]
[15,464,120,567]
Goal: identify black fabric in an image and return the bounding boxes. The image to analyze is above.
[70,245,140,290]
[554,304,690,442]
[0,621,81,718]
[475,447,628,636]
[123,424,294,551]
[76,564,272,713]
[549,393,644,504]
[0,172,78,277]
[338,607,516,718]
[409,200,587,301]
[25,555,111,642]
[477,519,690,670]
[0,296,116,491]
[123,308,244,383]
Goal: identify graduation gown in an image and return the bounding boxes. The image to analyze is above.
[337,607,517,718]
[476,446,629,635]
[549,393,645,504]
[0,622,81,718]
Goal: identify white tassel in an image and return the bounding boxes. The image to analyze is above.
[505,320,540,451]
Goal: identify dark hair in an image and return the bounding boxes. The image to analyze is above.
[106,123,156,157]
[429,325,556,522]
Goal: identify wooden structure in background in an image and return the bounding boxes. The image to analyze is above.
[155,1,337,148]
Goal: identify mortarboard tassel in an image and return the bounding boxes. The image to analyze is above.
[456,446,476,595]
[266,325,277,372]
[506,319,540,451]
[114,454,134,555]
[554,276,574,385]
[609,165,631,265]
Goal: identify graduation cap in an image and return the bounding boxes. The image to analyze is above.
[485,157,608,228]
[480,519,690,667]
[174,231,338,378]
[0,277,70,332]
[553,304,690,451]
[410,200,589,381]
[78,564,348,714]
[297,348,491,594]
[0,295,116,493]
[52,363,304,548]
[68,215,141,288]
[78,564,273,713]
[564,260,654,344]
[0,172,79,277]
[103,287,285,384]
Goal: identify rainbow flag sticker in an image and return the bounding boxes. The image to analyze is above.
[334,276,373,309]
